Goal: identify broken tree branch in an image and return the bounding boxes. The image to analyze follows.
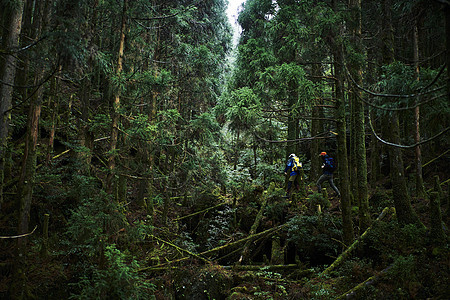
[174,202,228,221]
[0,226,37,239]
[149,234,211,265]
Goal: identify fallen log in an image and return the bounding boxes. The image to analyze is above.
[139,224,287,272]
[321,207,394,276]
[338,264,393,299]
[238,183,273,264]
[223,264,302,271]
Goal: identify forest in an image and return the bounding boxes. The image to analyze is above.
[0,0,449,299]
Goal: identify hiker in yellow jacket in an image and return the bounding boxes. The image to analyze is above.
[284,153,302,198]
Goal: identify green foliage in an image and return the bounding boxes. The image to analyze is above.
[287,214,342,263]
[368,188,393,214]
[206,205,236,248]
[373,61,448,119]
[64,175,127,261]
[361,220,427,266]
[70,245,155,300]
[386,255,417,285]
[259,63,314,107]
[187,111,222,146]
[308,192,331,211]
[302,278,337,300]
[226,162,253,198]
[223,87,262,132]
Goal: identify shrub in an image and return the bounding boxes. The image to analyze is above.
[70,245,155,299]
[287,215,342,265]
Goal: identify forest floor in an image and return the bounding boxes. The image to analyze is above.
[0,181,448,299]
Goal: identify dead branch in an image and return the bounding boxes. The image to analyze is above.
[0,226,37,239]
[173,202,228,221]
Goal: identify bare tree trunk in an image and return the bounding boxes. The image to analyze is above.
[389,114,421,226]
[286,91,299,158]
[311,64,323,181]
[412,20,426,198]
[349,0,371,232]
[107,0,128,194]
[46,65,62,163]
[18,0,51,268]
[12,1,53,296]
[332,0,354,246]
[379,0,421,226]
[446,4,450,106]
[0,0,25,210]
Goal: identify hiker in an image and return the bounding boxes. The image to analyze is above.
[317,152,340,197]
[284,153,302,197]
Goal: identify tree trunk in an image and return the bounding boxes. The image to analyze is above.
[107,0,128,194]
[332,0,354,245]
[0,0,25,210]
[46,66,62,163]
[379,0,421,226]
[369,110,380,183]
[311,64,323,181]
[413,20,426,198]
[388,113,421,226]
[446,4,450,106]
[286,91,299,158]
[349,0,371,232]
[429,192,445,246]
[12,1,52,296]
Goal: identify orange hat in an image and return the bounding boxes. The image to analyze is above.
[319,152,327,156]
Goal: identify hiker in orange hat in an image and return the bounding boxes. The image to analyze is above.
[317,152,340,197]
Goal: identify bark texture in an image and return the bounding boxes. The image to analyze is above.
[0,0,25,209]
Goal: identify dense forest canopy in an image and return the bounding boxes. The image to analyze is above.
[0,0,448,299]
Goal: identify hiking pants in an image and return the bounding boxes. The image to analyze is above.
[317,174,340,196]
[287,174,299,194]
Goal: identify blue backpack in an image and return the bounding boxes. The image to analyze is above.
[324,157,336,172]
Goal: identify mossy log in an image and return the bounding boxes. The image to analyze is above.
[321,207,394,276]
[338,264,393,299]
[224,264,307,272]
[140,224,287,272]
[238,185,271,264]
